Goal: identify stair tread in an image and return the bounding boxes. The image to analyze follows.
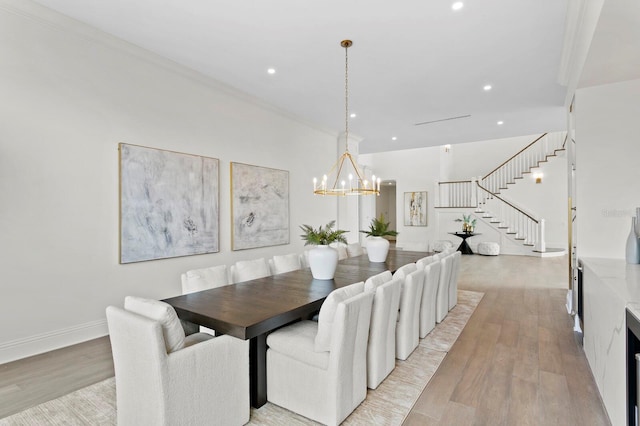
[506,232,517,235]
[515,237,526,240]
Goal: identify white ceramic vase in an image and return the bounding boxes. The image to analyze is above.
[366,236,390,263]
[308,245,339,280]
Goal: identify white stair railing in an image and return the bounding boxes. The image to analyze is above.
[475,182,545,251]
[481,132,566,194]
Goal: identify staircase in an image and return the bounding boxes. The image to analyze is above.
[438,132,567,255]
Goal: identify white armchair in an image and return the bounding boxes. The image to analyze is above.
[269,253,303,275]
[448,251,461,310]
[436,254,454,323]
[364,275,402,389]
[347,242,365,257]
[230,258,271,283]
[416,259,441,338]
[106,298,249,426]
[181,264,230,294]
[266,289,374,426]
[393,265,424,360]
[330,243,349,260]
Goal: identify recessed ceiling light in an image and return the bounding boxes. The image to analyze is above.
[497,121,504,125]
[483,85,492,91]
[350,113,357,118]
[267,68,276,75]
[452,2,464,11]
[391,136,397,141]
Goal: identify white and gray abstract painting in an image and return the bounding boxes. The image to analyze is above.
[231,162,289,250]
[119,144,219,263]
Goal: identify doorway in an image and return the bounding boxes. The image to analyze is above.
[377,180,397,242]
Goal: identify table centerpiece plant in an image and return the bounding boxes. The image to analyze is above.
[455,214,476,233]
[360,214,398,262]
[300,220,348,279]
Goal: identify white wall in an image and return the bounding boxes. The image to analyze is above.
[0,2,338,362]
[500,154,568,248]
[575,78,640,259]
[360,147,441,248]
[448,134,542,181]
[361,133,568,251]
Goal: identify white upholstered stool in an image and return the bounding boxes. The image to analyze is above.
[477,242,500,256]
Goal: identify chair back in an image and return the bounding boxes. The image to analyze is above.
[416,256,435,268]
[230,258,271,283]
[436,254,454,323]
[330,243,349,260]
[365,276,402,389]
[181,265,230,294]
[106,306,169,425]
[364,270,392,289]
[392,262,418,280]
[448,251,461,310]
[419,261,441,338]
[269,253,303,275]
[328,290,375,423]
[347,242,365,257]
[396,268,424,360]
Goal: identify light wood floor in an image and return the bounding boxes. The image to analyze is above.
[0,255,610,425]
[403,254,610,426]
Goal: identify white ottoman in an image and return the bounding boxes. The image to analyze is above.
[432,240,454,252]
[477,242,500,256]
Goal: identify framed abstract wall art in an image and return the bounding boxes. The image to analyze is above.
[404,191,428,226]
[231,162,289,250]
[119,143,220,263]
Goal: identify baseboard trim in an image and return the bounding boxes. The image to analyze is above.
[0,319,108,365]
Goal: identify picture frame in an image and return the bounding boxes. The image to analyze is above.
[119,143,220,263]
[230,162,290,250]
[404,191,428,226]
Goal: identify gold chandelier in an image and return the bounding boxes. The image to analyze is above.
[313,40,380,196]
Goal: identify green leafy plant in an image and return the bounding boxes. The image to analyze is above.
[360,214,399,238]
[299,220,348,246]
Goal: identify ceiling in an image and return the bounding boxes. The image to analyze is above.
[579,0,640,88]
[30,0,570,154]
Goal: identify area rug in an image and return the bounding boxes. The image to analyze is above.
[0,290,483,426]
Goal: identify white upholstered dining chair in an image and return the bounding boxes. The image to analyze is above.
[364,274,402,389]
[393,264,424,360]
[330,243,349,260]
[347,242,365,257]
[436,254,454,323]
[416,259,441,338]
[269,253,303,275]
[180,264,230,294]
[448,251,461,310]
[106,297,249,426]
[230,258,271,283]
[266,283,373,426]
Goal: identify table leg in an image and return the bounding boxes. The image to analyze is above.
[250,334,267,408]
[458,239,474,255]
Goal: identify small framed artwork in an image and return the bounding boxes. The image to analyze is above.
[231,162,290,250]
[119,143,220,263]
[404,191,428,226]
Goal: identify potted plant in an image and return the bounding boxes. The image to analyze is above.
[300,220,348,279]
[360,214,398,262]
[455,214,476,233]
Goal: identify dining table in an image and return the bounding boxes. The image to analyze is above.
[162,249,430,408]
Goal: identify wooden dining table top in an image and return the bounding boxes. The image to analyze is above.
[163,250,430,340]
